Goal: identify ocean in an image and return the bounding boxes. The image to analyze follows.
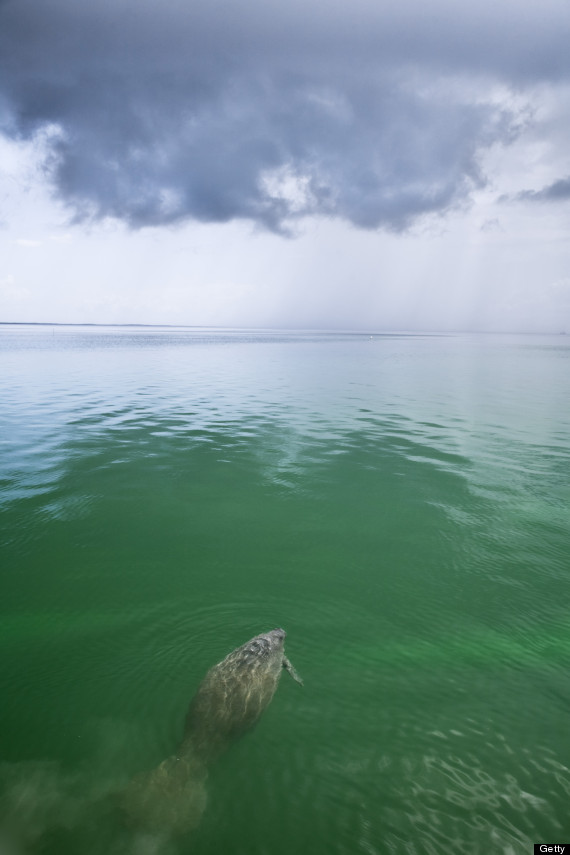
[1,324,569,854]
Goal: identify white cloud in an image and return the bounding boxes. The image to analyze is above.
[0,274,31,306]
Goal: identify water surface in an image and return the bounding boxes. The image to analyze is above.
[1,325,569,854]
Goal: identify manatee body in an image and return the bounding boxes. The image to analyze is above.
[123,628,302,836]
[182,627,302,763]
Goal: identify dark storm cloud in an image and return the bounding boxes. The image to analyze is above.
[0,0,569,232]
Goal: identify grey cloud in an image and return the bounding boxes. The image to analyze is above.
[0,0,568,232]
[480,218,504,233]
[503,176,570,204]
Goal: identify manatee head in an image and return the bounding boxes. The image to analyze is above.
[241,628,286,664]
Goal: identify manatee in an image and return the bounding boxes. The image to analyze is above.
[182,627,302,762]
[122,628,302,836]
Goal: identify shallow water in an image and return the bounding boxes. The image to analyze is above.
[1,325,569,854]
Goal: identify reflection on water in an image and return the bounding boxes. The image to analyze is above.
[1,325,569,854]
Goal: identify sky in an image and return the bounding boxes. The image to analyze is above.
[1,0,569,331]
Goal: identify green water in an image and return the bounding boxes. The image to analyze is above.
[1,325,569,855]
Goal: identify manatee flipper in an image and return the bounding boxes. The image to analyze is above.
[282,656,303,685]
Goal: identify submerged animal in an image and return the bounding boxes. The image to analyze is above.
[123,628,302,835]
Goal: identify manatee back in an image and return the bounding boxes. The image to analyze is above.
[183,638,284,761]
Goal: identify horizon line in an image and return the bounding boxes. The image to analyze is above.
[0,321,567,336]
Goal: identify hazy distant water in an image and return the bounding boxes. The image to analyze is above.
[1,324,569,855]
